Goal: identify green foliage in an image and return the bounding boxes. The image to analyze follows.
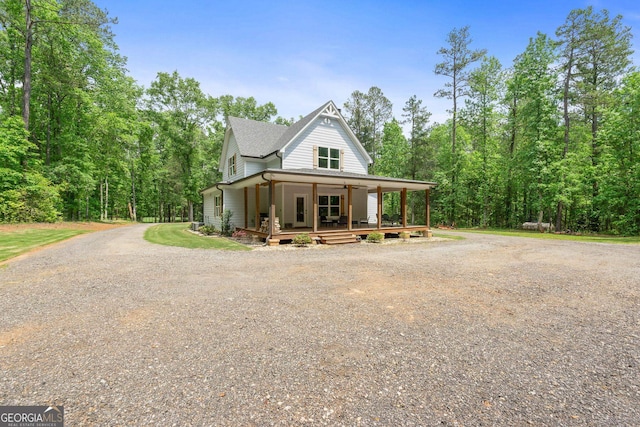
[198,225,218,235]
[0,115,61,222]
[0,1,637,236]
[366,232,384,243]
[220,209,234,236]
[343,87,393,173]
[292,233,312,247]
[458,228,640,244]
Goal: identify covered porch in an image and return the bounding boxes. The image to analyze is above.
[218,169,436,245]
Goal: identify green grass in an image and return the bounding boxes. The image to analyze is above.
[432,232,466,240]
[450,228,640,244]
[144,223,252,251]
[0,228,89,262]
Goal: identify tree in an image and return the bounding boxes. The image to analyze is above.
[596,72,640,234]
[343,86,392,173]
[217,95,277,122]
[377,119,408,217]
[461,56,504,227]
[401,96,433,224]
[512,32,562,229]
[401,95,432,181]
[0,114,60,222]
[146,71,217,222]
[434,26,486,223]
[555,6,634,231]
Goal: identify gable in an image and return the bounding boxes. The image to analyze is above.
[279,101,372,164]
[218,101,372,178]
[282,115,369,174]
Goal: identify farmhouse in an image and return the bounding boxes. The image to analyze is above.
[201,101,436,245]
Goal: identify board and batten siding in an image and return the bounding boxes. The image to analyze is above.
[282,117,368,174]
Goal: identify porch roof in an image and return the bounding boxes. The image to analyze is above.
[201,168,436,194]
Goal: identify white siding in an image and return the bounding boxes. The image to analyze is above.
[223,188,244,230]
[203,189,221,228]
[282,117,368,174]
[245,160,265,176]
[267,157,281,169]
[223,134,243,180]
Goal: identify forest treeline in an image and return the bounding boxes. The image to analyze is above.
[1,1,638,234]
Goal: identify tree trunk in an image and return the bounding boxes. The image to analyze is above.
[556,49,574,232]
[105,176,109,221]
[22,0,33,131]
[130,164,137,222]
[100,181,104,221]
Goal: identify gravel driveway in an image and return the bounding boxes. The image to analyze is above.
[1,224,639,426]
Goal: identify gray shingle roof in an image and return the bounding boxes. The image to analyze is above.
[227,101,332,158]
[226,117,288,158]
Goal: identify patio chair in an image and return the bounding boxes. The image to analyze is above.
[320,215,332,227]
[390,213,401,225]
[338,215,348,227]
[382,213,390,225]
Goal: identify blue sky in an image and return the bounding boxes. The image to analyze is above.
[93,0,640,125]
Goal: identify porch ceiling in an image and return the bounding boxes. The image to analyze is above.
[215,168,436,192]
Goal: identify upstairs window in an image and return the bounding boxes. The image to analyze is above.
[228,154,236,177]
[318,147,340,170]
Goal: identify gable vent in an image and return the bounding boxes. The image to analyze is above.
[322,104,340,117]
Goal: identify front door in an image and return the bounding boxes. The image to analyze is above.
[294,194,307,227]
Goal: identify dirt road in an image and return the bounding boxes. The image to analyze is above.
[1,225,639,425]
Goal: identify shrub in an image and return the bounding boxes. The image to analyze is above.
[221,209,234,236]
[366,232,384,243]
[292,233,313,247]
[199,225,217,235]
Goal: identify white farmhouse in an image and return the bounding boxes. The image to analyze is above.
[201,101,436,244]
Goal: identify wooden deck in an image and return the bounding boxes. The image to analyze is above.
[239,224,432,243]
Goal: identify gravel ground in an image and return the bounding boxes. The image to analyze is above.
[1,224,639,426]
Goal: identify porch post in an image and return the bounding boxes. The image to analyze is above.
[347,185,353,231]
[312,183,318,232]
[269,180,276,237]
[425,188,432,237]
[401,188,407,227]
[244,187,248,229]
[426,188,431,228]
[377,186,382,229]
[255,184,260,231]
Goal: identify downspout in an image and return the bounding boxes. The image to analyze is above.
[275,150,283,169]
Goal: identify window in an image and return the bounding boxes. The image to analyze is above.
[228,154,236,177]
[214,195,222,217]
[318,147,340,170]
[319,195,340,217]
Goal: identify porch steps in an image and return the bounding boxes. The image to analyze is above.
[318,232,359,245]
